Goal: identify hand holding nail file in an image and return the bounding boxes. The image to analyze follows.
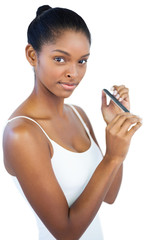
[103,89,130,113]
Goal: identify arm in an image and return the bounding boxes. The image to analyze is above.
[75,106,123,204]
[103,164,123,204]
[101,85,130,203]
[76,85,131,204]
[3,114,141,240]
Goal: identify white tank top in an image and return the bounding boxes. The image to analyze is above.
[8,105,104,239]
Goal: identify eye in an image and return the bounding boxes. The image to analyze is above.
[79,59,88,64]
[54,57,65,63]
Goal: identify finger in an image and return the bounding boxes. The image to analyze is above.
[118,87,129,95]
[112,85,125,93]
[112,86,129,101]
[101,90,108,109]
[109,113,141,133]
[108,112,131,129]
[117,88,129,97]
[120,116,142,134]
[117,86,129,94]
[127,121,142,138]
[119,93,129,102]
[101,90,109,117]
[118,88,129,102]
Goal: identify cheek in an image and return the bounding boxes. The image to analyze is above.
[79,66,87,80]
[38,62,64,83]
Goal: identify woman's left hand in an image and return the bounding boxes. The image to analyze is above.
[101,85,130,124]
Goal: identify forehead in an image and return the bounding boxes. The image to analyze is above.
[42,30,90,55]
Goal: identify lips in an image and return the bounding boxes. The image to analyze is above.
[58,82,77,91]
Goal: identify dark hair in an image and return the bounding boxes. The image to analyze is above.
[27,5,91,52]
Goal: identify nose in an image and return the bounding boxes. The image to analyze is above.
[65,64,78,79]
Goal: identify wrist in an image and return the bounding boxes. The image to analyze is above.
[104,153,123,167]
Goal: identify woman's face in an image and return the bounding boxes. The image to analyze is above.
[34,30,90,98]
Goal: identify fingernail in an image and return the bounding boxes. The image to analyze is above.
[119,98,123,102]
[116,94,120,99]
[137,115,143,122]
[139,118,143,123]
[113,90,117,96]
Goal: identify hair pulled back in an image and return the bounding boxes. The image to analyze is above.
[27,5,91,52]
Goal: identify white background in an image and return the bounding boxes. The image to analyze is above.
[0,0,160,239]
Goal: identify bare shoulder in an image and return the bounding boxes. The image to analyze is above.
[3,118,52,176]
[3,118,71,237]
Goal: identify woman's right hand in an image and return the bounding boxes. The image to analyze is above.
[105,113,142,163]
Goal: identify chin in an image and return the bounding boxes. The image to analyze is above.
[62,91,74,99]
[53,89,75,99]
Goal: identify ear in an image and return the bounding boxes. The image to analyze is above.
[25,44,38,66]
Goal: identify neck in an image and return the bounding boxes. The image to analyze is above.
[30,85,66,118]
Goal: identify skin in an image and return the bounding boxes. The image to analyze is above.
[3,30,142,240]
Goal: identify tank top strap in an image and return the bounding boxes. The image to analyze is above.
[7,116,51,142]
[7,106,91,143]
[69,105,91,137]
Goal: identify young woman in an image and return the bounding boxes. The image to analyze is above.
[3,5,142,240]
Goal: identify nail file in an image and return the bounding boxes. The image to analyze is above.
[103,88,130,113]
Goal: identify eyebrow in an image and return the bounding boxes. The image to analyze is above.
[52,49,90,58]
